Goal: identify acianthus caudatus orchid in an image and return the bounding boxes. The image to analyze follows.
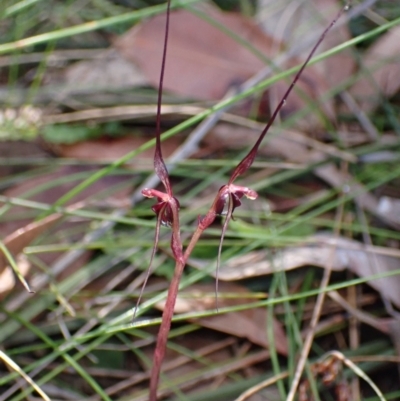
[137,1,350,399]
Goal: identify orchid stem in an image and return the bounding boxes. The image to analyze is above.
[149,257,185,401]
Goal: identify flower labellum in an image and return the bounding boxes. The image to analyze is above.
[215,184,258,216]
[142,188,180,227]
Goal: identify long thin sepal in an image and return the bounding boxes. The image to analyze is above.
[154,0,173,196]
[229,4,349,185]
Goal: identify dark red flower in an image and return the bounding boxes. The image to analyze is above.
[142,188,180,227]
[199,183,258,231]
[214,184,258,216]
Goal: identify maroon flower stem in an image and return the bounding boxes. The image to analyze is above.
[149,193,222,400]
[149,203,183,401]
[153,0,173,196]
[149,258,185,401]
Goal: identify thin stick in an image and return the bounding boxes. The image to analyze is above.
[234,371,289,401]
[286,164,347,401]
[0,350,50,401]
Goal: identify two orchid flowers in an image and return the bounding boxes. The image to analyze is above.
[137,1,349,399]
[140,130,259,308]
[136,0,349,311]
[135,0,264,312]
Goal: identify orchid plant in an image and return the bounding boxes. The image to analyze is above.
[139,1,349,399]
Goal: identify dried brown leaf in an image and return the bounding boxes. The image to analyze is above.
[208,123,355,163]
[255,0,355,130]
[117,6,275,100]
[0,164,133,295]
[54,135,180,168]
[258,0,354,84]
[350,25,400,112]
[0,210,64,271]
[388,318,400,363]
[117,3,332,130]
[192,235,400,308]
[156,282,288,355]
[0,202,84,297]
[314,163,400,230]
[64,49,148,90]
[0,255,31,299]
[377,196,400,225]
[2,166,132,222]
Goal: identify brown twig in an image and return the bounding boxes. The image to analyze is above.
[286,161,347,401]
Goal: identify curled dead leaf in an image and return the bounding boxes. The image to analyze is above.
[191,235,400,308]
[156,282,288,355]
[0,202,84,298]
[117,5,276,100]
[54,135,181,170]
[65,49,148,90]
[116,4,334,130]
[258,0,354,86]
[350,25,400,112]
[377,196,400,226]
[0,254,31,300]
